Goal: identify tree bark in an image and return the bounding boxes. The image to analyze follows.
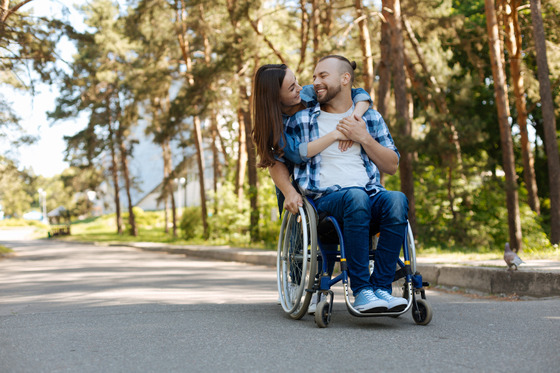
[163,139,177,237]
[0,0,34,24]
[117,125,137,236]
[244,76,259,242]
[235,97,248,206]
[311,0,320,63]
[106,99,123,235]
[383,0,416,231]
[355,0,374,99]
[377,11,392,186]
[485,0,522,251]
[377,15,391,115]
[502,0,540,214]
[296,0,310,76]
[176,0,209,238]
[530,0,560,244]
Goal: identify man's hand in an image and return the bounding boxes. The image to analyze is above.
[336,114,370,144]
[283,189,303,215]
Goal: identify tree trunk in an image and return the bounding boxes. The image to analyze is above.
[383,0,416,231]
[530,0,560,244]
[200,11,222,215]
[236,97,248,207]
[176,0,209,238]
[163,140,177,237]
[210,110,221,214]
[355,0,374,99]
[296,0,310,76]
[193,115,209,237]
[106,101,123,235]
[311,0,320,63]
[117,126,137,236]
[163,179,169,234]
[244,66,259,242]
[502,0,540,214]
[377,14,392,186]
[485,0,522,251]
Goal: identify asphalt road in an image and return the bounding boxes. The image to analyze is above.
[1,238,559,372]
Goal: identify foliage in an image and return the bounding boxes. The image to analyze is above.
[3,0,560,252]
[179,206,203,240]
[206,182,251,245]
[0,156,34,217]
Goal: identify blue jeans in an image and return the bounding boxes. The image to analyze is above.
[314,188,409,295]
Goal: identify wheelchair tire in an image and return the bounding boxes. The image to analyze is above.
[277,198,318,320]
[314,300,330,328]
[412,298,433,325]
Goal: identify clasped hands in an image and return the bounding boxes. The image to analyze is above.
[335,114,368,152]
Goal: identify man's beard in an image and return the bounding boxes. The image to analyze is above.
[317,83,342,104]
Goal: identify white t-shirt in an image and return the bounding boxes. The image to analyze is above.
[317,106,370,189]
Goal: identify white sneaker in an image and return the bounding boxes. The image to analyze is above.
[374,289,408,312]
[353,288,388,313]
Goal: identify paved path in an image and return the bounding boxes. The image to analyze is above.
[120,241,560,298]
[1,239,559,372]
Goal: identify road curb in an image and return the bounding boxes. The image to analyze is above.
[125,242,559,298]
[418,264,560,298]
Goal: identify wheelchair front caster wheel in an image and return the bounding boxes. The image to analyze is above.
[412,298,433,325]
[314,300,330,328]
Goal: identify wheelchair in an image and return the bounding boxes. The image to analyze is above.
[277,196,433,328]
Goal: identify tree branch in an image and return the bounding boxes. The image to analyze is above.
[1,0,34,23]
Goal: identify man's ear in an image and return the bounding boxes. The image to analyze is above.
[341,72,351,87]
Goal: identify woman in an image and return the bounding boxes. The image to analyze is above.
[252,64,372,214]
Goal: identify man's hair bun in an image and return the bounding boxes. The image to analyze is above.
[350,61,357,70]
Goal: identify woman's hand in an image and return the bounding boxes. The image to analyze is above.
[338,115,359,152]
[338,139,353,152]
[330,129,353,152]
[283,189,303,215]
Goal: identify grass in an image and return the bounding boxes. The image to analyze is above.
[419,244,560,261]
[0,244,13,257]
[3,213,559,261]
[0,218,49,229]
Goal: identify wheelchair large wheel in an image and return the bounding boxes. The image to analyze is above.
[277,198,318,320]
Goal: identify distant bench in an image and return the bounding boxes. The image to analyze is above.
[48,225,71,237]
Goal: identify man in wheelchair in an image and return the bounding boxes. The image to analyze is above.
[277,55,409,313]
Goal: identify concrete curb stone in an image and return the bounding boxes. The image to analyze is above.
[123,242,560,298]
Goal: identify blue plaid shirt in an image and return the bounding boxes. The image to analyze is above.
[284,102,400,199]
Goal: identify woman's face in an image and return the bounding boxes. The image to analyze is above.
[279,69,302,108]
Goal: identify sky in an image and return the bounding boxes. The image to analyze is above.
[4,0,385,178]
[2,0,90,178]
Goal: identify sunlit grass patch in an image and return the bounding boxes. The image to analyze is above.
[0,244,14,257]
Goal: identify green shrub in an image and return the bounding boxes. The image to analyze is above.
[180,206,203,240]
[207,182,250,245]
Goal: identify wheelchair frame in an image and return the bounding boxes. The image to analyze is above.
[277,197,433,328]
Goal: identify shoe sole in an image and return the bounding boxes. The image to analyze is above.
[360,306,388,313]
[387,304,407,312]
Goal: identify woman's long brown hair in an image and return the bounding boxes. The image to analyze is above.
[251,64,288,168]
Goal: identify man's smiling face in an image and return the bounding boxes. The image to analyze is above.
[313,58,343,104]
